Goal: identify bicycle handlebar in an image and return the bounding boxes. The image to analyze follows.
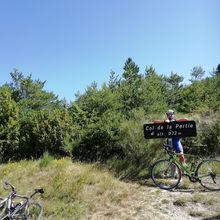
[4,181,16,192]
[3,182,44,199]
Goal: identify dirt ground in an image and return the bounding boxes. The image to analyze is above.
[88,178,220,220]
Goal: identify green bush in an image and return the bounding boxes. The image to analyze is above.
[72,111,124,162]
[0,87,20,162]
[38,152,54,168]
[183,113,220,157]
[106,110,164,179]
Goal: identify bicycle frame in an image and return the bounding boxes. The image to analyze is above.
[166,148,210,181]
[168,154,194,176]
[9,194,30,218]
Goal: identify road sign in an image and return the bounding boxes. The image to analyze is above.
[143,120,197,139]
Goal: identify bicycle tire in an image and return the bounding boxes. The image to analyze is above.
[151,159,182,190]
[25,202,43,220]
[197,159,220,191]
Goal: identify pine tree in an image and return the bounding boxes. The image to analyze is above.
[165,72,184,109]
[119,58,143,113]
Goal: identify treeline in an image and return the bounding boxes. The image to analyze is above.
[1,58,220,169]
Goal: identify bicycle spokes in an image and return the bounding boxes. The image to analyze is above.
[197,159,220,191]
[151,159,182,190]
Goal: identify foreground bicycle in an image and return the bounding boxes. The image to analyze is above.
[150,144,220,190]
[0,182,44,219]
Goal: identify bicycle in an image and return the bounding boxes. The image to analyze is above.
[0,182,44,220]
[150,144,220,190]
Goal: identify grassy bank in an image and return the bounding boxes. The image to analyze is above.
[0,155,138,219]
[0,154,219,220]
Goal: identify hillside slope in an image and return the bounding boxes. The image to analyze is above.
[0,157,219,220]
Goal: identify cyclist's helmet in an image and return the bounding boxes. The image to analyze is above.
[166,109,175,119]
[166,109,174,115]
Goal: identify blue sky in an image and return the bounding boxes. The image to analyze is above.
[1,0,219,101]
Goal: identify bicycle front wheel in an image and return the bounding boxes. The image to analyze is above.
[26,202,43,220]
[151,159,182,190]
[197,159,220,191]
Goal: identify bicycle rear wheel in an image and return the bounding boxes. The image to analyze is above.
[151,159,182,190]
[197,159,220,191]
[25,202,43,220]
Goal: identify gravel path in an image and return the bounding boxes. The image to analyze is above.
[88,178,220,220]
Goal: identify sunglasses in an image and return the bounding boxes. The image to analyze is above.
[166,113,174,116]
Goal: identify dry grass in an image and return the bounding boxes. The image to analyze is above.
[0,155,219,220]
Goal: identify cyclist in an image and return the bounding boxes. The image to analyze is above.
[165,109,186,165]
[154,109,188,165]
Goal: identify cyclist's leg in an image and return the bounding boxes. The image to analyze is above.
[173,141,187,168]
[178,153,185,164]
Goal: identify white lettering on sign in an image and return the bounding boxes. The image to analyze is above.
[166,124,172,130]
[157,132,164,137]
[168,131,178,136]
[144,121,197,139]
[145,126,154,131]
[157,125,164,130]
[175,123,194,129]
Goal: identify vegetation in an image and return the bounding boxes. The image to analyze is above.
[0,156,131,219]
[1,62,220,219]
[0,60,220,179]
[0,157,219,219]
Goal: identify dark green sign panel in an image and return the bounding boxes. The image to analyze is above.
[143,120,197,139]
